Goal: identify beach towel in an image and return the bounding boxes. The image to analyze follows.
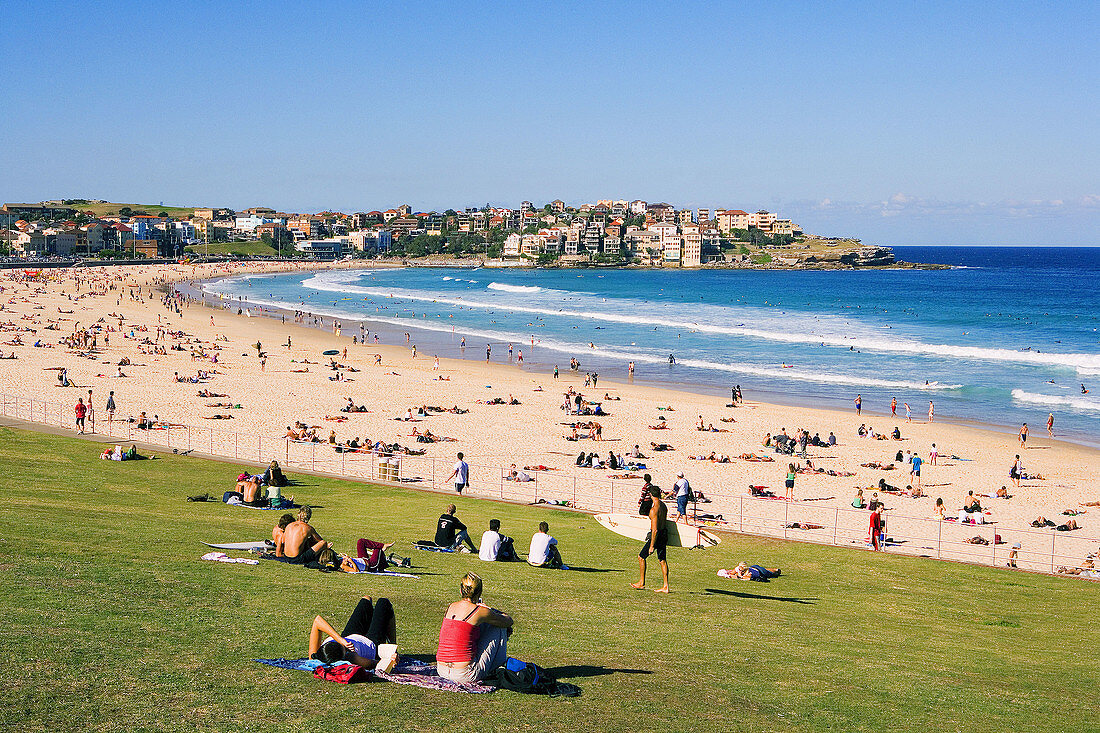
[339,568,421,579]
[255,657,496,694]
[201,551,258,566]
[223,495,298,510]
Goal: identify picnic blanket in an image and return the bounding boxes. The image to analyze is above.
[224,495,299,510]
[255,656,496,693]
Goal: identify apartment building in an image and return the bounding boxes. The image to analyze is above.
[716,209,750,234]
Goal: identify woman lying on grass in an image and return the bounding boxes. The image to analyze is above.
[309,596,397,669]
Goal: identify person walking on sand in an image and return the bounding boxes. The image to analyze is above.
[447,452,469,495]
[785,463,796,500]
[1019,422,1029,448]
[854,394,862,415]
[909,451,922,490]
[1047,412,1054,437]
[632,485,669,593]
[904,402,912,423]
[928,401,934,423]
[891,397,897,416]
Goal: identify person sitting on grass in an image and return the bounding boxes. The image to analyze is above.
[436,573,513,684]
[432,504,478,553]
[309,595,396,669]
[479,519,519,562]
[277,506,331,564]
[262,460,289,487]
[528,522,565,569]
[272,513,295,546]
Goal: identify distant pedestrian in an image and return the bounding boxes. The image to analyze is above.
[105,390,116,425]
[910,452,922,489]
[74,398,87,434]
[1019,422,1029,448]
[855,394,862,415]
[553,366,559,379]
[928,401,934,423]
[891,397,897,416]
[869,505,884,551]
[448,452,470,494]
[904,402,912,422]
[785,463,796,500]
[1047,413,1054,437]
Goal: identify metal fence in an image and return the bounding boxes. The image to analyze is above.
[5,391,1097,578]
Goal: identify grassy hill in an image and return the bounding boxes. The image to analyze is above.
[54,200,200,218]
[2,425,1097,732]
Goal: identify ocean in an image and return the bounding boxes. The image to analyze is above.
[200,246,1100,446]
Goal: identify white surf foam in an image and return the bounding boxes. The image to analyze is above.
[1011,389,1100,413]
[487,282,544,294]
[280,271,1100,372]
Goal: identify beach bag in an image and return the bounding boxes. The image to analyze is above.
[495,658,553,693]
[313,663,367,684]
[495,658,580,697]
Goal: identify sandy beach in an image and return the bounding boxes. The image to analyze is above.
[3,262,1098,575]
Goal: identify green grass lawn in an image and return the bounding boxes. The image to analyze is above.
[184,241,282,257]
[1,426,1097,732]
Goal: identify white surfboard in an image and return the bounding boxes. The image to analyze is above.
[201,541,271,551]
[594,513,721,548]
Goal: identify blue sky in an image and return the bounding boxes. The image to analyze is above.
[2,0,1097,245]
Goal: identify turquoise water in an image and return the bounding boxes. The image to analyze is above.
[201,246,1100,445]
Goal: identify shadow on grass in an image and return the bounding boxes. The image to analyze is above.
[544,664,652,680]
[702,588,817,604]
[564,566,622,573]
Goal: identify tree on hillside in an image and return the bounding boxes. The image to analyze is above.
[118,207,132,217]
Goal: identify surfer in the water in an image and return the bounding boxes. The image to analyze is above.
[632,485,670,593]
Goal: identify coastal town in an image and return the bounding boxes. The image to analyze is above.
[0,199,895,268]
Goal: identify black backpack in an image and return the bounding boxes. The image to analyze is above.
[495,659,580,697]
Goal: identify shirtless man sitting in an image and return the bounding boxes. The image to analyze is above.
[277,506,331,564]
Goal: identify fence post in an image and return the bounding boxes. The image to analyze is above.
[234,433,238,459]
[609,478,614,513]
[432,459,436,489]
[783,501,789,540]
[210,428,214,456]
[166,425,170,450]
[312,442,316,471]
[285,438,289,463]
[937,521,942,559]
[257,435,261,462]
[832,508,839,546]
[739,497,744,534]
[187,426,191,452]
[341,447,346,475]
[1051,532,1056,574]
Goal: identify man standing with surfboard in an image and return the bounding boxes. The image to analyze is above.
[631,485,670,593]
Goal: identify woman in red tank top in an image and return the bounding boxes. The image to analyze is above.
[436,572,514,683]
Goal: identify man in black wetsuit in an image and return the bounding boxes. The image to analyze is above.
[435,504,477,553]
